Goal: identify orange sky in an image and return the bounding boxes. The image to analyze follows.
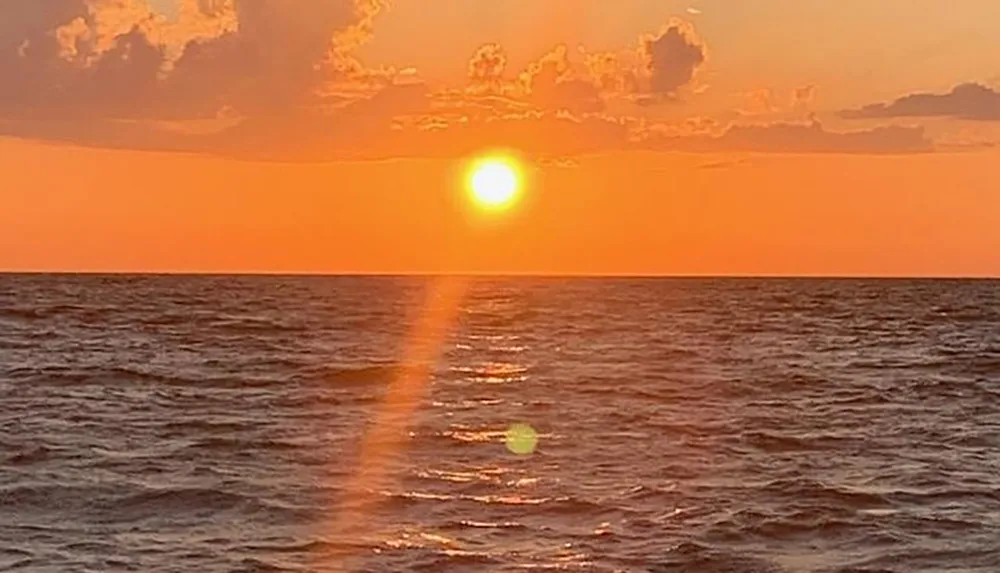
[3,138,997,276]
[2,1,999,275]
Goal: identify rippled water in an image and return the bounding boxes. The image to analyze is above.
[2,275,1000,572]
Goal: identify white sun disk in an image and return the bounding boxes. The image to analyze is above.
[471,162,518,207]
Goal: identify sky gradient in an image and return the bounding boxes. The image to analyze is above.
[2,0,999,275]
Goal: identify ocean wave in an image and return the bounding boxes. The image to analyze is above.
[884,486,1000,506]
[4,445,54,465]
[756,479,891,509]
[387,549,501,571]
[749,514,868,540]
[378,489,603,514]
[644,541,783,573]
[59,541,119,553]
[446,519,528,530]
[17,366,277,389]
[0,305,86,321]
[243,540,333,554]
[8,366,182,387]
[97,486,305,524]
[106,486,254,512]
[459,308,537,328]
[0,482,308,527]
[739,430,858,453]
[0,307,45,321]
[230,557,295,573]
[160,419,256,434]
[184,436,306,454]
[211,315,307,334]
[0,484,110,514]
[620,484,680,503]
[307,365,400,386]
[0,547,33,567]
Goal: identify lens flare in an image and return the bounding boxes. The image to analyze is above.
[505,423,539,455]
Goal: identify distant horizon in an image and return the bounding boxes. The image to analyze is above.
[2,270,998,280]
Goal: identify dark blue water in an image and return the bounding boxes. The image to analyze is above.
[2,275,999,572]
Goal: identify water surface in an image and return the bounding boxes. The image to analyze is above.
[2,276,999,572]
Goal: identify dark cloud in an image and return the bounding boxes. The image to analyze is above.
[642,22,706,96]
[0,0,85,45]
[223,0,363,81]
[0,9,170,119]
[0,0,383,119]
[840,83,1000,121]
[643,120,932,154]
[0,1,105,115]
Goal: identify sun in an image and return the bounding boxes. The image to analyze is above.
[467,157,521,210]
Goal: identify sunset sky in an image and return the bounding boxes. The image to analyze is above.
[2,0,999,275]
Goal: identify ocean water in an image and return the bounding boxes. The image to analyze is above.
[2,275,1000,572]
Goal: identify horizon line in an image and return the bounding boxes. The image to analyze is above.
[1,270,998,280]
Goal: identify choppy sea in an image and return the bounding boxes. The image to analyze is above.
[2,275,999,572]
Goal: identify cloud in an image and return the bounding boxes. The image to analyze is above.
[641,120,932,154]
[0,0,384,119]
[0,3,176,119]
[458,43,605,114]
[0,7,941,160]
[184,0,369,100]
[0,1,87,47]
[582,50,636,94]
[467,43,508,88]
[462,19,707,109]
[738,88,777,116]
[521,45,604,114]
[0,103,933,160]
[840,83,1000,121]
[573,19,706,105]
[641,20,706,97]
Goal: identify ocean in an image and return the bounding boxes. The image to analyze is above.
[1,275,999,572]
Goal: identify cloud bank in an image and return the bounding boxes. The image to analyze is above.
[641,120,931,154]
[840,83,1000,121]
[0,5,942,159]
[0,0,383,119]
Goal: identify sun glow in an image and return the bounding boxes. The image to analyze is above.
[467,157,522,210]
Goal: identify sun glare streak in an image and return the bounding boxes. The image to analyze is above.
[324,275,469,572]
[324,153,527,571]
